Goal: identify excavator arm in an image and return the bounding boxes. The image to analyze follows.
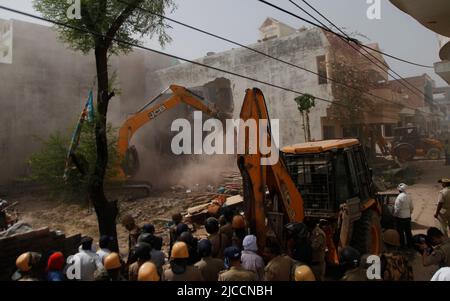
[237,88,304,250]
[117,85,219,178]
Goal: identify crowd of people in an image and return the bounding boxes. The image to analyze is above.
[9,178,450,281]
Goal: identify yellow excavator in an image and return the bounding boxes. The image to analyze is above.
[114,84,225,196]
[237,88,382,263]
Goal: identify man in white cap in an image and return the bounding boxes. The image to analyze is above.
[394,183,414,248]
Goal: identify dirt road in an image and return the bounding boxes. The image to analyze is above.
[402,160,449,280]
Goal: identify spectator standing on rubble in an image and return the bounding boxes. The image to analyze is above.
[394,183,414,248]
[121,215,141,264]
[194,239,224,281]
[241,235,265,281]
[435,178,450,237]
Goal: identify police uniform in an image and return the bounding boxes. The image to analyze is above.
[381,251,414,281]
[264,255,294,281]
[310,225,327,281]
[164,265,204,281]
[423,239,450,268]
[218,266,256,281]
[194,257,224,281]
[437,187,450,236]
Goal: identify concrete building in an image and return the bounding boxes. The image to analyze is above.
[151,18,402,147]
[386,74,443,134]
[150,19,334,147]
[0,18,175,185]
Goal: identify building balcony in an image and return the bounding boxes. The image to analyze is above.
[389,0,450,38]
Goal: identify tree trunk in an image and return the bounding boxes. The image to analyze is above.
[301,111,307,142]
[306,112,311,142]
[87,45,119,252]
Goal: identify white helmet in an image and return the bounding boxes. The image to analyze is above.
[398,183,408,192]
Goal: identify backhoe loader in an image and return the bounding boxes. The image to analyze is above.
[237,88,382,264]
[114,84,228,197]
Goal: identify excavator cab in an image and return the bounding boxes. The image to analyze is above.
[282,140,373,219]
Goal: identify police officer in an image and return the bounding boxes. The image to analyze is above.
[137,261,161,281]
[420,227,450,268]
[128,242,152,281]
[381,229,414,281]
[263,238,294,281]
[164,242,204,281]
[435,178,450,237]
[103,253,126,281]
[218,246,256,281]
[309,221,327,281]
[194,239,224,281]
[293,265,316,281]
[340,246,367,281]
[13,252,43,281]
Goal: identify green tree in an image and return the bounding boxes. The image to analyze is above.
[33,0,176,251]
[28,123,119,197]
[295,94,316,142]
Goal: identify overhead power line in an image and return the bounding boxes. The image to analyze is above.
[260,0,436,104]
[299,0,433,69]
[0,5,421,121]
[117,0,436,117]
[292,0,432,101]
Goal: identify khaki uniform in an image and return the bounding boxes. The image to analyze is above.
[194,257,224,281]
[164,265,204,281]
[381,251,414,281]
[218,266,257,281]
[423,239,450,268]
[310,225,327,281]
[437,188,450,237]
[341,268,368,281]
[264,255,294,281]
[128,260,150,281]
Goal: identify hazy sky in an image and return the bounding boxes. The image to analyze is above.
[0,0,446,86]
